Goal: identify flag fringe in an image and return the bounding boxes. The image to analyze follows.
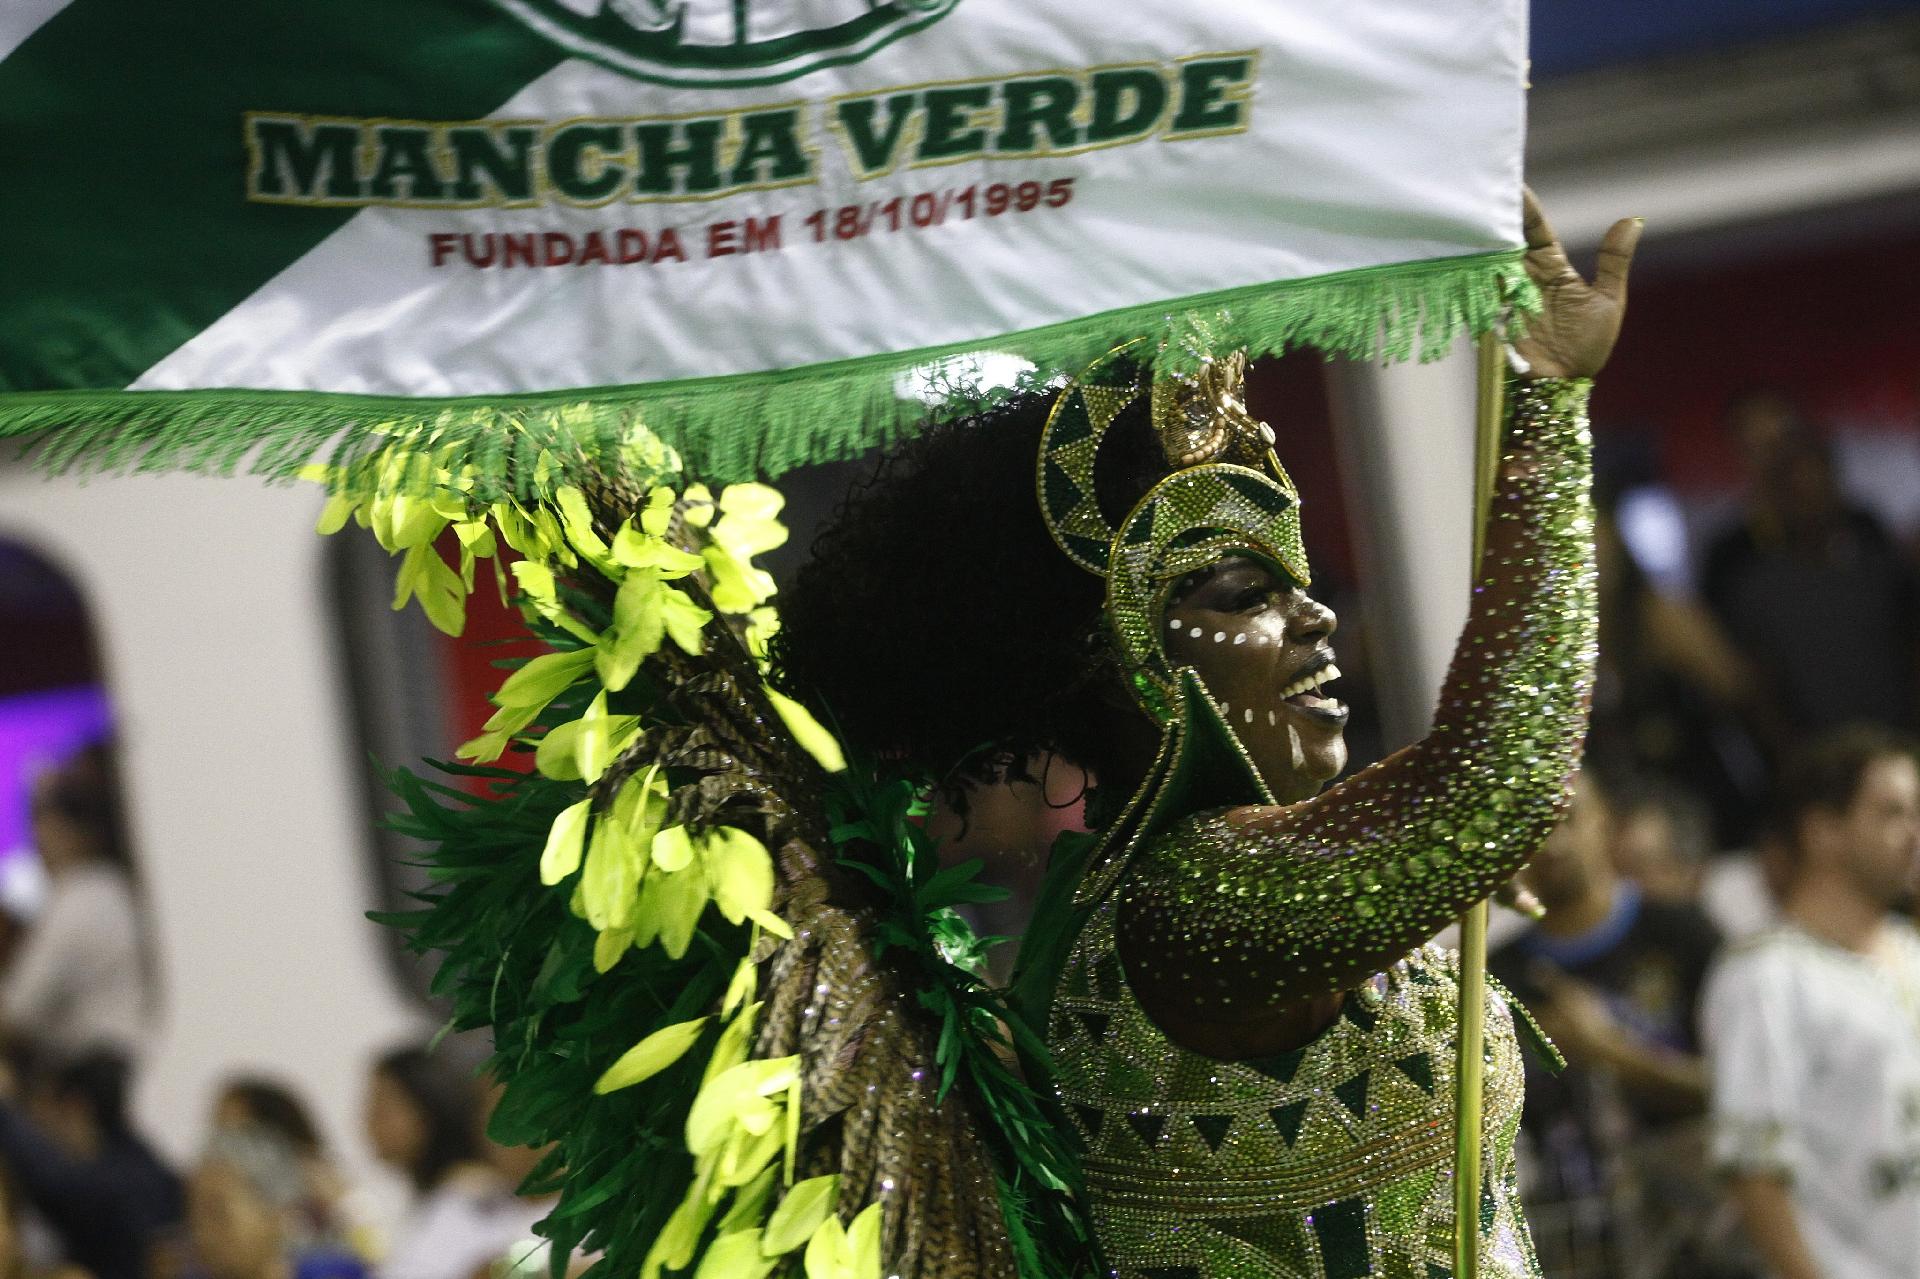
[0,250,1532,489]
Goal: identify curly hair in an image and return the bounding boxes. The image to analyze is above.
[771,379,1171,801]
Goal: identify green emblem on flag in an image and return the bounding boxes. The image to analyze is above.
[487,0,963,88]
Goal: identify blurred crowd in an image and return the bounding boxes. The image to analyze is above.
[0,749,552,1279]
[1492,386,1920,1279]
[0,385,1917,1279]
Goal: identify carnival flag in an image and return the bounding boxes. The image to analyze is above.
[0,0,1529,481]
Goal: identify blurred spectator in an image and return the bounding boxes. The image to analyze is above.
[1703,726,1920,1279]
[365,1047,543,1279]
[213,1080,322,1160]
[211,1077,380,1264]
[1701,413,1920,739]
[1722,387,1805,482]
[473,1081,571,1279]
[0,1168,27,1279]
[1699,820,1793,946]
[0,1050,182,1279]
[0,746,153,1063]
[0,1162,90,1279]
[1491,772,1729,1279]
[185,1126,366,1279]
[1590,491,1769,847]
[1609,778,1715,908]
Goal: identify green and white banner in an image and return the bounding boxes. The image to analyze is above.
[0,0,1529,481]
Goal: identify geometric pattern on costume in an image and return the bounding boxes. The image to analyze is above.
[1051,901,1540,1279]
[1036,340,1151,574]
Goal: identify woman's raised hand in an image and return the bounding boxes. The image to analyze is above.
[1511,187,1641,380]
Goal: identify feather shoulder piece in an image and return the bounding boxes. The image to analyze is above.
[314,418,1091,1279]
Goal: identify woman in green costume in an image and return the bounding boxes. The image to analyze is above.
[313,192,1636,1279]
[772,194,1641,1278]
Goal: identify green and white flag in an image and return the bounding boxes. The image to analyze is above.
[0,0,1529,482]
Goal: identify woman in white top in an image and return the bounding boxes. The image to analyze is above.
[365,1047,544,1279]
[1,746,151,1063]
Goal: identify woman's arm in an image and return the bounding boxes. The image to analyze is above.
[1117,195,1638,1056]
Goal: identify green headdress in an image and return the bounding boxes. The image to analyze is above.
[1034,338,1316,903]
[1037,337,1311,712]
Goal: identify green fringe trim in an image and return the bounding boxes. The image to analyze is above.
[0,250,1532,487]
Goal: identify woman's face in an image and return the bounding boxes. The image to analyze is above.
[1162,556,1347,803]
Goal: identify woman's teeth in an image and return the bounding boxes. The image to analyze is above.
[1278,664,1341,701]
[1216,663,1348,726]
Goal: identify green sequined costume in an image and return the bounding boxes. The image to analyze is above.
[1045,376,1596,1279]
[288,354,1591,1279]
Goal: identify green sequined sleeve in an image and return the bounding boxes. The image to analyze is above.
[1118,376,1597,1023]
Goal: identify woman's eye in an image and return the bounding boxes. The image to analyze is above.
[1233,587,1272,612]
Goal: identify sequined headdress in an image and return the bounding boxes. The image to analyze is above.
[1037,338,1312,718]
[1037,338,1315,902]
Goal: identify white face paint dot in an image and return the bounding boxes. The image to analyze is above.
[1213,631,1226,643]
[1244,708,1254,724]
[1189,627,1203,639]
[1268,709,1277,726]
[1169,618,1183,630]
[1234,633,1247,645]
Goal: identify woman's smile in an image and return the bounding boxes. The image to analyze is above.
[1186,632,1349,729]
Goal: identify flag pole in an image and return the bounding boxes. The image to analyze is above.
[1453,330,1505,1279]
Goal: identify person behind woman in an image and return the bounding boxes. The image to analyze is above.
[186,1126,366,1279]
[364,1048,542,1279]
[772,194,1636,1276]
[0,745,152,1063]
